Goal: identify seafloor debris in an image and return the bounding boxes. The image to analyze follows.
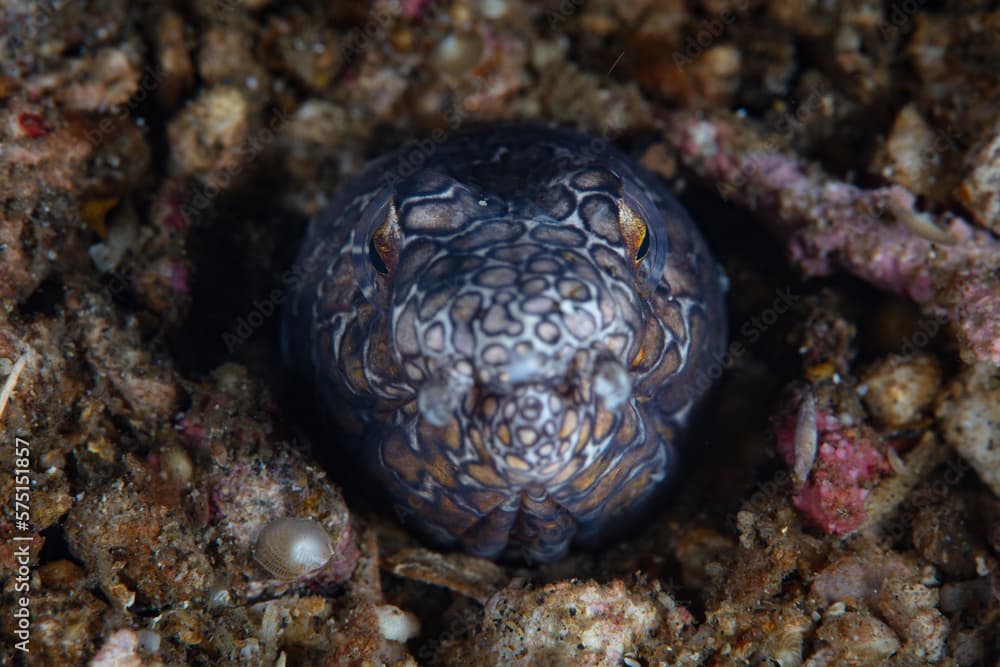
[435,579,693,667]
[0,0,998,664]
[384,547,508,604]
[64,454,213,612]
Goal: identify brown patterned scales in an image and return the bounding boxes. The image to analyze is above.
[283,125,727,562]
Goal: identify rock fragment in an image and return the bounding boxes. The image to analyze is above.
[936,363,1000,496]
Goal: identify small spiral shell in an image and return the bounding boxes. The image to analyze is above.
[252,517,334,580]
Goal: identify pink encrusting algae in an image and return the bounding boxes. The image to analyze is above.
[667,112,1000,365]
[776,406,892,535]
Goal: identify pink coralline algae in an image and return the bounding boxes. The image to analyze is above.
[170,262,190,293]
[402,0,433,20]
[776,407,891,535]
[666,111,1000,365]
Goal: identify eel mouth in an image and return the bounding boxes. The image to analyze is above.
[459,484,580,562]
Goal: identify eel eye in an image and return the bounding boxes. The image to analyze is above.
[635,223,650,263]
[618,199,650,265]
[369,233,390,274]
[617,174,669,294]
[351,188,400,307]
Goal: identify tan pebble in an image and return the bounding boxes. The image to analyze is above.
[874,104,938,196]
[88,436,117,463]
[167,86,250,189]
[137,629,161,653]
[449,4,474,26]
[955,125,1000,234]
[431,33,484,74]
[108,579,136,610]
[391,27,415,52]
[859,353,941,427]
[805,360,836,383]
[639,142,677,181]
[160,444,194,486]
[165,609,204,646]
[38,560,85,589]
[815,611,900,663]
[476,0,508,19]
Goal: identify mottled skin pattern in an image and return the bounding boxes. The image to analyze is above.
[284,125,727,562]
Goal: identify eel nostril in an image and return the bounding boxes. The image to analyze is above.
[417,365,473,426]
[592,358,631,412]
[519,396,542,420]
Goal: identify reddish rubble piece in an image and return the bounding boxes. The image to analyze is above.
[776,405,892,535]
[17,112,50,138]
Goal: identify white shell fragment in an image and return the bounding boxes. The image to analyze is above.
[792,393,818,488]
[253,517,334,580]
[375,604,421,643]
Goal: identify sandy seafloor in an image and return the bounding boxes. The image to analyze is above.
[1,0,999,665]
